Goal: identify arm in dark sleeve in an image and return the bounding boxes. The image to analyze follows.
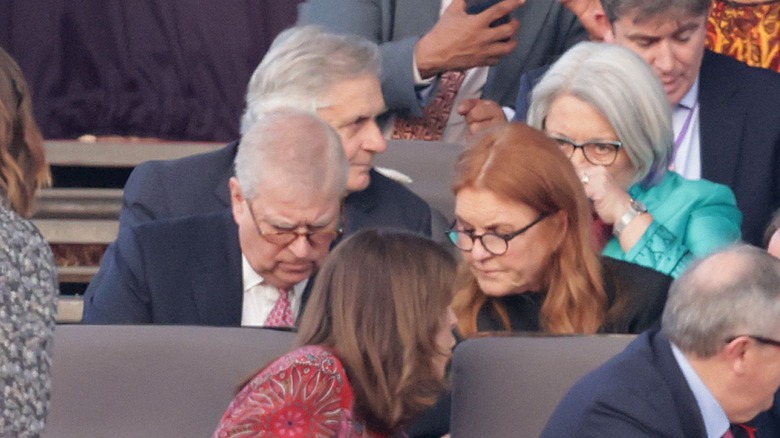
[82,226,153,324]
[298,0,427,115]
[119,161,169,230]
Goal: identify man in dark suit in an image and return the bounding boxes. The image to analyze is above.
[514,0,780,246]
[542,245,780,437]
[84,110,348,325]
[120,26,435,239]
[298,0,587,143]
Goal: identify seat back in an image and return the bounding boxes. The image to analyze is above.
[375,139,460,222]
[450,334,635,437]
[44,324,296,438]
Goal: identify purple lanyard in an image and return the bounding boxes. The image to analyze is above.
[671,102,698,165]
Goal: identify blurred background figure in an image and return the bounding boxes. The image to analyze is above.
[528,42,741,278]
[213,229,457,437]
[449,123,671,337]
[707,0,780,73]
[0,46,58,435]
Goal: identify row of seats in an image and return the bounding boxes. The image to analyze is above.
[44,325,633,437]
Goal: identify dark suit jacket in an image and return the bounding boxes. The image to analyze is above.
[297,0,587,115]
[120,141,434,238]
[541,330,709,437]
[83,211,247,325]
[513,50,780,246]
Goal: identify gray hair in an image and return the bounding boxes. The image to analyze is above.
[662,245,780,358]
[527,42,671,187]
[240,25,381,135]
[234,108,348,200]
[601,0,711,24]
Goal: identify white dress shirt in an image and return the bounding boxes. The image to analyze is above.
[240,255,306,327]
[671,79,701,180]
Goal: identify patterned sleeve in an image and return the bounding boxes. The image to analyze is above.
[213,346,359,438]
[0,204,59,435]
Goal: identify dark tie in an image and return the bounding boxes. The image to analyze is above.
[392,70,465,141]
[728,423,757,438]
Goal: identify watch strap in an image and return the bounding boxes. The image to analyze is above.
[613,198,647,237]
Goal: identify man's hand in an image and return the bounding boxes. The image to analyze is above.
[458,98,509,136]
[415,0,523,79]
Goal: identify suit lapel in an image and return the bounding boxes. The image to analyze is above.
[651,332,709,437]
[698,51,744,188]
[191,212,243,326]
[484,0,553,103]
[393,0,440,38]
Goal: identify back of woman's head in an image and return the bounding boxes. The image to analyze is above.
[297,228,456,434]
[0,47,50,217]
[453,123,606,333]
[528,41,672,188]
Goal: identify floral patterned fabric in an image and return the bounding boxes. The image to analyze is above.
[0,200,59,436]
[213,345,385,438]
[707,0,780,73]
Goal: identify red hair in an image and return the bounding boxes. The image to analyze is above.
[451,123,606,334]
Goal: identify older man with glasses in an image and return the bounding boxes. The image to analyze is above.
[543,245,780,437]
[83,109,348,327]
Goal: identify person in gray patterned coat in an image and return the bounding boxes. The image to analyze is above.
[0,46,58,436]
[0,203,58,436]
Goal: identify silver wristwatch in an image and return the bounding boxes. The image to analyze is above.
[613,198,647,237]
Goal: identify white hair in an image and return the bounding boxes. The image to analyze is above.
[528,42,672,187]
[240,25,381,135]
[234,108,348,201]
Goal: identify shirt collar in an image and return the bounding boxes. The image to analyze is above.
[678,78,700,111]
[241,254,264,291]
[670,342,730,438]
[241,254,308,296]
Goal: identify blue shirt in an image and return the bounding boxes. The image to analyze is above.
[671,342,730,438]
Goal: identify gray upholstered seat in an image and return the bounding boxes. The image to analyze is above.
[450,334,636,438]
[44,325,296,438]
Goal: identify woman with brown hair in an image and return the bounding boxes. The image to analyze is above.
[213,228,457,437]
[449,123,671,336]
[0,47,50,217]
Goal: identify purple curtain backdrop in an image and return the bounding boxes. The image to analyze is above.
[0,0,303,141]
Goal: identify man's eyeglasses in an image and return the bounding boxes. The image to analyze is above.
[247,202,342,248]
[447,213,551,256]
[549,136,623,166]
[727,335,780,348]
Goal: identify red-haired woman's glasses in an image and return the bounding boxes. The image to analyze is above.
[447,213,550,256]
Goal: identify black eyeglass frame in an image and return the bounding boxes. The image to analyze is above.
[726,335,780,348]
[246,200,343,247]
[446,212,551,256]
[549,135,623,166]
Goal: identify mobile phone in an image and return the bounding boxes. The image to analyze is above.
[466,0,511,27]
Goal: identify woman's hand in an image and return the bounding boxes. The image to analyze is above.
[577,165,632,225]
[578,165,653,252]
